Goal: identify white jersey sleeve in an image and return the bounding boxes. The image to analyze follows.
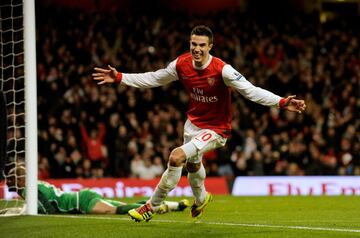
[222,64,281,107]
[121,59,179,88]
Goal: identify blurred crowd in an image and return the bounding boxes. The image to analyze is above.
[33,5,359,179]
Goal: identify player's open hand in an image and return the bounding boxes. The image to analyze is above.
[92,65,118,85]
[281,95,306,114]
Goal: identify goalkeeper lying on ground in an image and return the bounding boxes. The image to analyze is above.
[3,166,189,215]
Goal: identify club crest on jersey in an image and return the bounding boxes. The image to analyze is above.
[207,77,216,86]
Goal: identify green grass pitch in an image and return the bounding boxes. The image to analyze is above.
[1,195,360,238]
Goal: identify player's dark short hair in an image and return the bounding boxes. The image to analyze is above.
[190,25,213,44]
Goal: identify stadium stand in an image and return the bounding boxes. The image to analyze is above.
[34,2,359,179]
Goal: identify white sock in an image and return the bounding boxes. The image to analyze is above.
[163,201,179,211]
[150,165,182,209]
[188,163,207,205]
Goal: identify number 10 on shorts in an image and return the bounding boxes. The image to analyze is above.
[193,131,214,150]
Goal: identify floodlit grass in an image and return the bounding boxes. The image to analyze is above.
[1,196,360,238]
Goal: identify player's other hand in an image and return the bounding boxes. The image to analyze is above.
[280,95,306,114]
[92,65,118,85]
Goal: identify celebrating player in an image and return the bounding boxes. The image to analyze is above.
[3,166,189,215]
[92,25,306,222]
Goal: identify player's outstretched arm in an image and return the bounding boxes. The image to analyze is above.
[92,65,119,85]
[279,95,306,114]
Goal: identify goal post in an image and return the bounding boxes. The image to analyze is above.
[24,0,38,215]
[0,0,37,215]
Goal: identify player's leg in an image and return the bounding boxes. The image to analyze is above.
[183,121,226,218]
[186,158,214,219]
[149,147,185,207]
[182,120,208,207]
[186,162,207,206]
[128,147,186,222]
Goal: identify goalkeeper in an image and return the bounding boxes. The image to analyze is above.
[5,166,189,215]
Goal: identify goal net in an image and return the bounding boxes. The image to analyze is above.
[0,0,37,215]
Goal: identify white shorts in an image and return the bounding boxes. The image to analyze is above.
[180,119,227,163]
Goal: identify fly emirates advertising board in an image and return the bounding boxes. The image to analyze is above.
[232,176,360,196]
[2,176,360,199]
[1,177,228,199]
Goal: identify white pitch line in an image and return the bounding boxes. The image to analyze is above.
[38,214,360,234]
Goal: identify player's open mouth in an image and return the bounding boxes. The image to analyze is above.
[192,52,202,60]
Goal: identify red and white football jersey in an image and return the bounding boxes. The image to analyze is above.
[122,52,281,138]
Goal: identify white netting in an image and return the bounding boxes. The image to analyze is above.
[0,0,26,214]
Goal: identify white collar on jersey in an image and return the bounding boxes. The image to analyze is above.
[192,55,213,70]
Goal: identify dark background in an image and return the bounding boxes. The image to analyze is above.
[24,0,360,180]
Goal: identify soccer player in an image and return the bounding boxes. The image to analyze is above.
[92,25,306,222]
[4,166,189,215]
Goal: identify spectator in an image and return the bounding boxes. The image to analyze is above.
[33,4,359,178]
[80,122,107,170]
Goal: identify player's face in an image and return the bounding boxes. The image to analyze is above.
[6,168,26,192]
[6,174,25,192]
[190,35,213,67]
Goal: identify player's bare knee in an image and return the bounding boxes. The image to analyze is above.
[169,148,186,167]
[186,162,201,173]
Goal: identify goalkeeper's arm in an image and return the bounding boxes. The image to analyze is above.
[0,206,26,215]
[0,191,59,214]
[37,191,59,214]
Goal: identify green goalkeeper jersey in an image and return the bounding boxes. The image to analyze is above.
[22,181,103,214]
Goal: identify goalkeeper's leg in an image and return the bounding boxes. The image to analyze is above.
[157,199,190,214]
[102,199,142,215]
[135,199,190,214]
